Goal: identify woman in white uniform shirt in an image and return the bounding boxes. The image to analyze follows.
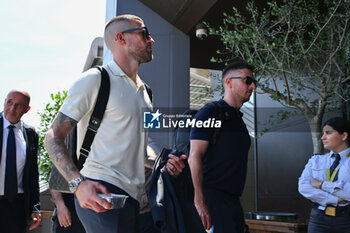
[299,117,350,233]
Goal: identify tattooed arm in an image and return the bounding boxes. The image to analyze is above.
[45,112,79,181]
[45,112,112,212]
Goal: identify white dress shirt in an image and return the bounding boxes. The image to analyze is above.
[0,113,27,195]
[298,147,350,207]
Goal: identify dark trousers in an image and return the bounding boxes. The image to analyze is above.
[0,195,27,233]
[204,189,245,233]
[138,211,160,233]
[75,179,139,233]
[52,193,85,233]
[308,208,350,233]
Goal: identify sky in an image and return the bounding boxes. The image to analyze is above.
[0,0,106,128]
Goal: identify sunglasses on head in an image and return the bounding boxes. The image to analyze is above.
[120,26,151,39]
[227,76,257,86]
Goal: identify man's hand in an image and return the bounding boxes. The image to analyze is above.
[166,154,187,177]
[338,198,349,204]
[311,178,323,189]
[194,200,211,230]
[75,179,113,212]
[57,203,72,228]
[28,212,41,231]
[50,190,72,228]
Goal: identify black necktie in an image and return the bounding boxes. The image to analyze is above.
[329,153,341,181]
[4,125,17,202]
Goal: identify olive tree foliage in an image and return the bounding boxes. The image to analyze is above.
[208,0,350,154]
[37,91,67,181]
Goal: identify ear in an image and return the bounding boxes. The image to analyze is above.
[115,32,126,45]
[224,77,232,88]
[25,106,31,113]
[342,132,348,142]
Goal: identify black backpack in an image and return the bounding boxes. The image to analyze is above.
[172,101,230,156]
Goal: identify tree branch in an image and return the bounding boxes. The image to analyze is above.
[305,0,342,53]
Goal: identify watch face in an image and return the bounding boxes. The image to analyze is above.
[69,186,77,193]
[68,176,84,193]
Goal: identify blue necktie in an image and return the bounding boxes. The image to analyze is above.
[4,125,17,202]
[329,153,341,181]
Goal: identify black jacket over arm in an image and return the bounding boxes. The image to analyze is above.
[148,148,205,233]
[0,114,40,220]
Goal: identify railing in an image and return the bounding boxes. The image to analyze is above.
[190,84,211,110]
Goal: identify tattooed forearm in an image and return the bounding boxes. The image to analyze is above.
[47,137,79,180]
[50,190,64,205]
[45,112,79,181]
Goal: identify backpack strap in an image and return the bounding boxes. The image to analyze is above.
[173,109,198,156]
[77,66,110,170]
[210,101,229,145]
[144,83,153,103]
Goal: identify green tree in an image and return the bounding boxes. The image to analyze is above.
[37,91,67,181]
[209,0,350,154]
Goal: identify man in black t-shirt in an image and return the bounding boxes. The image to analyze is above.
[189,62,256,233]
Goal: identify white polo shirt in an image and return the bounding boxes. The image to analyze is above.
[60,60,152,201]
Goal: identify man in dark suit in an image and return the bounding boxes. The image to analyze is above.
[0,90,41,233]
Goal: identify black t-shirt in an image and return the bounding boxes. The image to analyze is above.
[190,99,251,196]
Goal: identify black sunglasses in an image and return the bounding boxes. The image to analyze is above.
[227,76,257,86]
[121,26,151,39]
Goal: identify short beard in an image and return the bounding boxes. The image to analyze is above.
[132,49,153,64]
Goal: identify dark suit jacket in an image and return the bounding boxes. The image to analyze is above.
[0,114,40,220]
[148,149,206,233]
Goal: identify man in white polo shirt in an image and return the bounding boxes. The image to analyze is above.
[45,14,155,233]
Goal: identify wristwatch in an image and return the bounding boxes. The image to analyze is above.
[68,176,85,193]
